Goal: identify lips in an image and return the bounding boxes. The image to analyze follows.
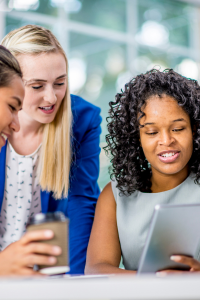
[0,133,8,145]
[158,150,180,163]
[39,104,55,114]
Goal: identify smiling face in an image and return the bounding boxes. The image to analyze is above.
[17,52,67,125]
[0,76,24,149]
[139,94,193,181]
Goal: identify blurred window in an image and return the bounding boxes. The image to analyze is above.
[1,0,199,189]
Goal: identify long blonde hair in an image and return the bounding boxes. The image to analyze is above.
[1,25,72,199]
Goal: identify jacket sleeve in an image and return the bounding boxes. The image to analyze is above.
[67,106,102,274]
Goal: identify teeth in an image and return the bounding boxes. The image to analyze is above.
[1,133,7,141]
[161,152,175,157]
[40,105,53,111]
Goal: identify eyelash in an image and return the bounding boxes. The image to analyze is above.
[146,132,157,135]
[32,86,42,90]
[56,83,65,86]
[146,128,184,135]
[173,128,184,132]
[32,83,65,90]
[9,105,16,112]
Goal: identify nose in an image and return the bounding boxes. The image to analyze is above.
[9,113,20,132]
[43,86,57,104]
[159,130,175,146]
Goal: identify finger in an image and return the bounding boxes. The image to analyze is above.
[190,267,200,272]
[20,230,54,245]
[23,254,57,267]
[25,243,61,256]
[170,255,200,270]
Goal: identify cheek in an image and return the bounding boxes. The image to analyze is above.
[0,106,12,127]
[184,134,193,157]
[56,89,66,109]
[23,91,39,108]
[140,135,156,156]
[142,146,155,162]
[179,129,193,150]
[57,88,66,101]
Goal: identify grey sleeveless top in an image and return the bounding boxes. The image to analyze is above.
[111,175,200,271]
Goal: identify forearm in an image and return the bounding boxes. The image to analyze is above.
[85,262,136,275]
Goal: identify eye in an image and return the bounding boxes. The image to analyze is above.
[55,82,65,86]
[146,132,158,135]
[172,128,184,132]
[9,105,16,112]
[32,86,42,90]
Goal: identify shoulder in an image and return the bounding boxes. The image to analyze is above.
[111,178,139,203]
[70,94,102,141]
[71,94,101,124]
[97,182,116,209]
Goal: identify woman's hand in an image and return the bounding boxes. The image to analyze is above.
[0,230,61,276]
[157,255,200,275]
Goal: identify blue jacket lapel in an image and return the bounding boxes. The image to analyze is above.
[0,142,50,214]
[40,190,50,213]
[0,143,7,212]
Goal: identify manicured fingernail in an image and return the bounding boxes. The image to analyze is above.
[53,246,61,255]
[170,255,181,261]
[49,257,56,264]
[44,230,53,238]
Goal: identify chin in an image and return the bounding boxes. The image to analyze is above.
[37,116,55,124]
[159,168,186,176]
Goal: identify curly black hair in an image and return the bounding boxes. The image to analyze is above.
[105,69,200,195]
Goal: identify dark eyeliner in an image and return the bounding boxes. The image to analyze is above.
[56,82,65,86]
[146,132,157,135]
[9,105,16,111]
[173,128,184,132]
[32,86,42,89]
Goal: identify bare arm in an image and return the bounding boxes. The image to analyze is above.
[85,182,136,275]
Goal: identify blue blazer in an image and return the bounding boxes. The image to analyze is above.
[0,95,102,275]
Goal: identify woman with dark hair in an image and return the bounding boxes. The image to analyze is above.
[85,69,200,274]
[0,45,24,150]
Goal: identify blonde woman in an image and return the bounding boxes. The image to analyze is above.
[0,25,101,275]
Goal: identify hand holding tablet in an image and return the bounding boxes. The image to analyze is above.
[137,203,200,274]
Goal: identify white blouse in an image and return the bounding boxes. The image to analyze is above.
[0,142,42,251]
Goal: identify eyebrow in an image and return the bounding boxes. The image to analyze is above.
[12,96,22,107]
[143,118,186,126]
[172,118,186,123]
[24,74,67,85]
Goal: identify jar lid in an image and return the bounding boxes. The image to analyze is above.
[27,212,66,226]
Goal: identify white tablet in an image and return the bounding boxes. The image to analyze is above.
[137,203,200,274]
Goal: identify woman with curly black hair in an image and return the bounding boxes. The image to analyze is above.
[85,68,200,275]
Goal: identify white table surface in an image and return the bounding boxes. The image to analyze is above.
[0,274,200,300]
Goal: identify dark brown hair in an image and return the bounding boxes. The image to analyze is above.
[0,45,22,88]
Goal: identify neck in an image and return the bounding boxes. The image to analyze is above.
[151,166,189,193]
[9,110,43,156]
[15,110,43,138]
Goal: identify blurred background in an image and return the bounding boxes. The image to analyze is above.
[0,0,200,189]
